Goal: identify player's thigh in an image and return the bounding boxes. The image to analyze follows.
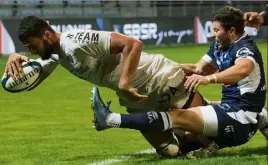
[168,106,205,134]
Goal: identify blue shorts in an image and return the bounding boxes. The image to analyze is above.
[200,103,259,148]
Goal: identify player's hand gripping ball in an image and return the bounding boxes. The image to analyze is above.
[2,61,42,93]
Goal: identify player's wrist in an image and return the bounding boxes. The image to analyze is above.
[118,81,130,90]
[206,74,218,83]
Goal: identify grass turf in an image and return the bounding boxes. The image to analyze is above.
[0,42,267,165]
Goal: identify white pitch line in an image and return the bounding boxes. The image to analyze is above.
[88,148,155,165]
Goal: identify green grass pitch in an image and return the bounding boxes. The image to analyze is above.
[0,43,267,165]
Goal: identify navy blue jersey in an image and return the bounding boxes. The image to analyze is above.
[203,34,266,113]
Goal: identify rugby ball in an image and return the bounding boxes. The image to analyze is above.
[1,61,42,93]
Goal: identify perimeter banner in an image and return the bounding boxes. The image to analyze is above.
[0,17,266,54]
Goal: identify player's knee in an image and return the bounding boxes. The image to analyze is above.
[155,135,181,158]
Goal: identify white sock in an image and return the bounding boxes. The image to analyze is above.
[106,113,121,128]
[159,112,173,131]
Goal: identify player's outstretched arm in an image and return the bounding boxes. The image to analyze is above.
[209,58,254,85]
[181,41,218,76]
[181,58,217,76]
[110,32,148,102]
[184,58,254,92]
[4,53,59,91]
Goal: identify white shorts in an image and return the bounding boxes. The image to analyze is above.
[118,63,191,113]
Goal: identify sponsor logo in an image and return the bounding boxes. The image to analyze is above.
[121,23,193,45]
[47,21,92,32]
[66,32,99,44]
[236,47,254,58]
[123,23,158,40]
[66,33,74,39]
[147,112,159,123]
[95,18,193,45]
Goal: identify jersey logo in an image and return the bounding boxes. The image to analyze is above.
[224,125,235,138]
[72,32,99,44]
[147,112,159,123]
[66,33,74,39]
[236,47,254,58]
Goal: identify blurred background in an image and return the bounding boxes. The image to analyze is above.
[0,0,267,55]
[0,2,267,165]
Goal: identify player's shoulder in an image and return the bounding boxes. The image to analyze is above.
[230,34,258,57]
[61,29,83,37]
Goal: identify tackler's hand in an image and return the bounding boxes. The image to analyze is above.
[243,12,264,30]
[184,74,210,92]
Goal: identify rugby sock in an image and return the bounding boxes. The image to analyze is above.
[107,112,172,131]
[106,113,121,127]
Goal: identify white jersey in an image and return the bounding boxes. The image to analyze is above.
[38,29,190,112]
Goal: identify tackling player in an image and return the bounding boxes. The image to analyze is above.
[91,6,267,158]
[243,4,268,141]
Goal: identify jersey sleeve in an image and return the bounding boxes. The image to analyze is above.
[27,55,59,91]
[233,46,257,65]
[201,41,217,64]
[84,30,111,57]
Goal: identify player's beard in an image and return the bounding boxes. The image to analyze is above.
[40,40,57,60]
[217,36,231,49]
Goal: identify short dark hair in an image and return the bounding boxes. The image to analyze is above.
[212,6,244,34]
[18,16,55,41]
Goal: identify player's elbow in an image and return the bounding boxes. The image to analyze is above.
[133,39,143,51]
[123,38,143,54]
